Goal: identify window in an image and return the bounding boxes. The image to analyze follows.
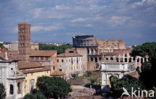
[71,58,73,64]
[30,79,34,93]
[10,84,14,95]
[116,58,119,62]
[41,57,43,60]
[95,57,97,62]
[99,57,102,61]
[62,59,64,63]
[129,58,132,62]
[69,51,74,53]
[53,66,55,70]
[125,58,127,62]
[18,82,21,94]
[77,58,79,63]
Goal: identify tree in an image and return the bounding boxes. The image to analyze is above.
[24,90,46,99]
[34,91,46,99]
[110,75,144,98]
[39,44,72,54]
[0,83,6,99]
[37,76,72,99]
[131,42,156,89]
[24,94,36,99]
[0,44,4,49]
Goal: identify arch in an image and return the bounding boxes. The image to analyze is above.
[95,57,98,62]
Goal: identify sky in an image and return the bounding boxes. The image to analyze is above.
[0,0,156,45]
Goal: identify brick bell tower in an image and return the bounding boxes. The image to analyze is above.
[18,22,31,61]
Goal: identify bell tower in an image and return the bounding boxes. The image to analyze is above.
[18,22,31,61]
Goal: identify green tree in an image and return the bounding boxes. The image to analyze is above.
[110,75,144,98]
[24,90,46,99]
[39,44,72,54]
[131,42,156,89]
[37,76,72,99]
[0,44,4,49]
[24,94,36,99]
[0,83,6,99]
[33,91,46,99]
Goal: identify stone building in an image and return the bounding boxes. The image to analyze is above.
[18,61,51,94]
[17,22,61,73]
[72,35,98,70]
[72,35,145,71]
[73,35,97,47]
[65,48,88,72]
[101,62,134,90]
[8,42,18,51]
[29,50,57,69]
[97,40,126,53]
[18,22,31,61]
[0,57,25,99]
[57,53,83,79]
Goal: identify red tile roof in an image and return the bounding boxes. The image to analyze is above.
[58,53,82,57]
[30,50,57,57]
[18,61,42,69]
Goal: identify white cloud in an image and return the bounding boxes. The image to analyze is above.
[85,24,93,27]
[71,18,87,23]
[55,5,70,10]
[107,16,131,26]
[33,8,43,18]
[131,0,156,8]
[31,23,63,32]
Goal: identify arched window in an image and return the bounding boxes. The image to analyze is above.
[95,57,98,62]
[125,58,127,62]
[18,82,21,94]
[10,84,14,95]
[116,58,119,62]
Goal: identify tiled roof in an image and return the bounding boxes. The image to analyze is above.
[22,67,50,74]
[58,53,82,57]
[30,50,57,57]
[50,70,64,76]
[18,61,42,69]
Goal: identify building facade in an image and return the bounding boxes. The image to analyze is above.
[18,61,51,94]
[57,53,83,79]
[0,58,25,99]
[65,48,88,72]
